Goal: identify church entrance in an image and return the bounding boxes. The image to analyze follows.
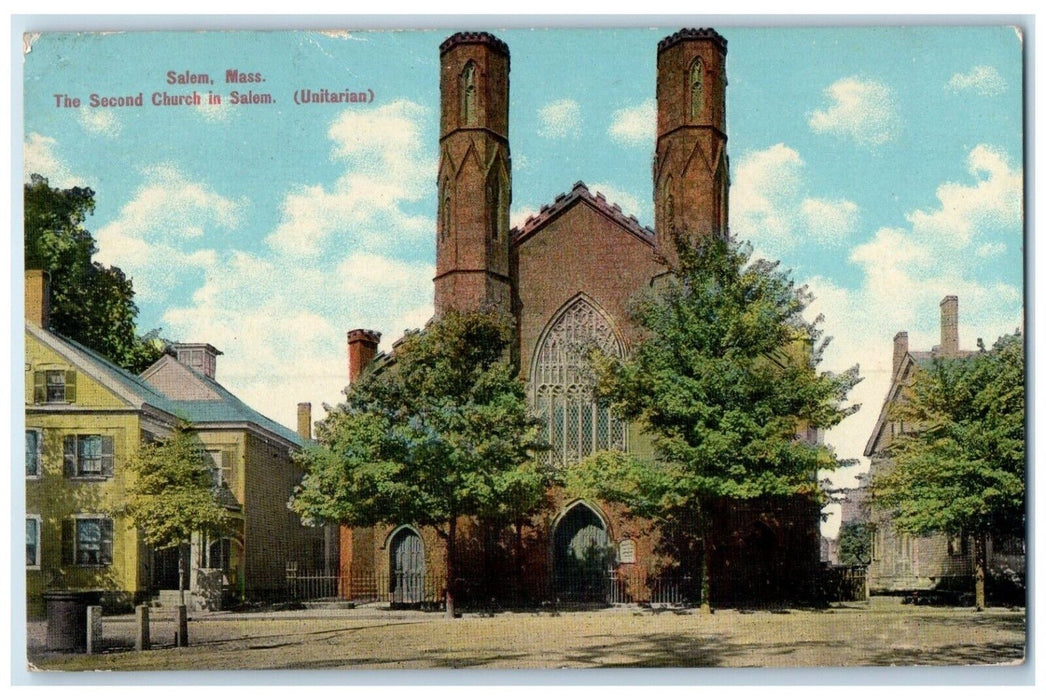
[552,503,610,602]
[738,521,779,603]
[389,527,425,605]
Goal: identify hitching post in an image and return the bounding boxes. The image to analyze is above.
[136,604,151,651]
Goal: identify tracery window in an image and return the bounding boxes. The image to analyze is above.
[689,57,704,120]
[461,61,477,126]
[532,297,627,467]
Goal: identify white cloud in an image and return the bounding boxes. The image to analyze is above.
[732,144,859,250]
[588,182,647,222]
[510,206,540,230]
[977,242,1007,258]
[195,100,232,122]
[266,100,435,258]
[948,65,1007,96]
[94,164,245,299]
[799,145,1023,495]
[23,133,88,188]
[77,108,122,137]
[905,145,1022,246]
[538,99,581,139]
[808,77,899,147]
[146,100,439,432]
[608,99,655,147]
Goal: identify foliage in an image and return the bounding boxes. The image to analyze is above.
[290,310,549,614]
[24,174,166,373]
[873,333,1025,542]
[837,522,874,566]
[568,232,862,602]
[121,424,232,552]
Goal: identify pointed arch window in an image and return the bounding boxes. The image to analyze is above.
[532,297,627,467]
[662,176,675,233]
[486,169,504,241]
[439,179,451,240]
[461,61,477,126]
[689,57,704,121]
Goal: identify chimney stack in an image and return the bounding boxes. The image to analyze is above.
[25,270,50,328]
[893,331,909,377]
[297,402,312,440]
[347,329,381,383]
[940,295,959,357]
[172,343,222,379]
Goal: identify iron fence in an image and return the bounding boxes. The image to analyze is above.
[820,564,868,602]
[285,567,446,605]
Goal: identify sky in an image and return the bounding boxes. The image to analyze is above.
[21,25,1024,536]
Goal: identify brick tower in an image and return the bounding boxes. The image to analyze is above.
[434,32,513,315]
[653,28,729,267]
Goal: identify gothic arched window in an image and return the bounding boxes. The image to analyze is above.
[532,297,627,467]
[662,175,675,233]
[461,61,477,126]
[689,57,704,121]
[439,179,451,240]
[486,169,503,241]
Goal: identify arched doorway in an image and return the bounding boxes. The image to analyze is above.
[740,521,779,603]
[552,502,610,602]
[389,526,425,604]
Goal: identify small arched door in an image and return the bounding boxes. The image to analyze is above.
[553,503,610,602]
[389,527,425,604]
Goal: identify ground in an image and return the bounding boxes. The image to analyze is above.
[25,598,1025,671]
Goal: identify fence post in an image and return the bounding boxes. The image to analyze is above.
[136,604,151,651]
[86,605,103,654]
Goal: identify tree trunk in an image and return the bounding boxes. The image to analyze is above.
[699,502,712,613]
[178,542,187,607]
[445,517,457,620]
[974,532,987,611]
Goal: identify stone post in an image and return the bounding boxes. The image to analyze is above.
[136,604,151,651]
[86,605,103,654]
[175,604,189,647]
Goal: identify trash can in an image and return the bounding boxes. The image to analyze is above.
[43,591,101,652]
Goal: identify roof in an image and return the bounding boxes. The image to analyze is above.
[512,181,655,247]
[27,321,184,419]
[141,354,306,448]
[27,322,304,449]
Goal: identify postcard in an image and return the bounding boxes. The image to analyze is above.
[20,22,1025,672]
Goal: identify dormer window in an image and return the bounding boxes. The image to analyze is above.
[461,61,477,126]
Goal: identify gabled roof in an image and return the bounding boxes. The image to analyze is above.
[512,181,655,247]
[27,321,183,419]
[140,354,306,449]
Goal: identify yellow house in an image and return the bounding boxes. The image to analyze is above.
[24,272,326,616]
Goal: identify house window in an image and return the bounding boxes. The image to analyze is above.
[27,516,41,568]
[26,429,42,478]
[205,450,231,489]
[34,369,76,404]
[203,535,231,571]
[63,435,115,478]
[75,517,114,566]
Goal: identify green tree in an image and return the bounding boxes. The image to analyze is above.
[873,333,1025,609]
[567,233,860,609]
[24,174,165,373]
[837,522,874,567]
[291,310,548,618]
[121,424,232,608]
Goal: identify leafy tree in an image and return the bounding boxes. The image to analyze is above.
[121,424,232,608]
[567,233,861,609]
[24,174,165,373]
[837,522,874,566]
[873,333,1025,609]
[291,310,548,618]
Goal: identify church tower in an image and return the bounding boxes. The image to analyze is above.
[653,28,729,267]
[434,32,513,316]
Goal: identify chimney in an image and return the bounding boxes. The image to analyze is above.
[172,343,222,379]
[25,270,50,328]
[297,402,312,440]
[940,295,959,357]
[893,331,908,377]
[347,329,381,383]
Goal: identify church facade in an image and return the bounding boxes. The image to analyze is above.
[338,29,821,607]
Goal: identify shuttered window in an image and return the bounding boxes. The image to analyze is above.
[74,517,114,566]
[26,516,41,568]
[25,429,42,477]
[63,434,115,478]
[34,370,76,403]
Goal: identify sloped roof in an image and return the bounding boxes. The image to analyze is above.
[512,181,655,247]
[140,354,305,448]
[27,322,184,418]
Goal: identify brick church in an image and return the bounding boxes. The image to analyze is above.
[337,28,821,606]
